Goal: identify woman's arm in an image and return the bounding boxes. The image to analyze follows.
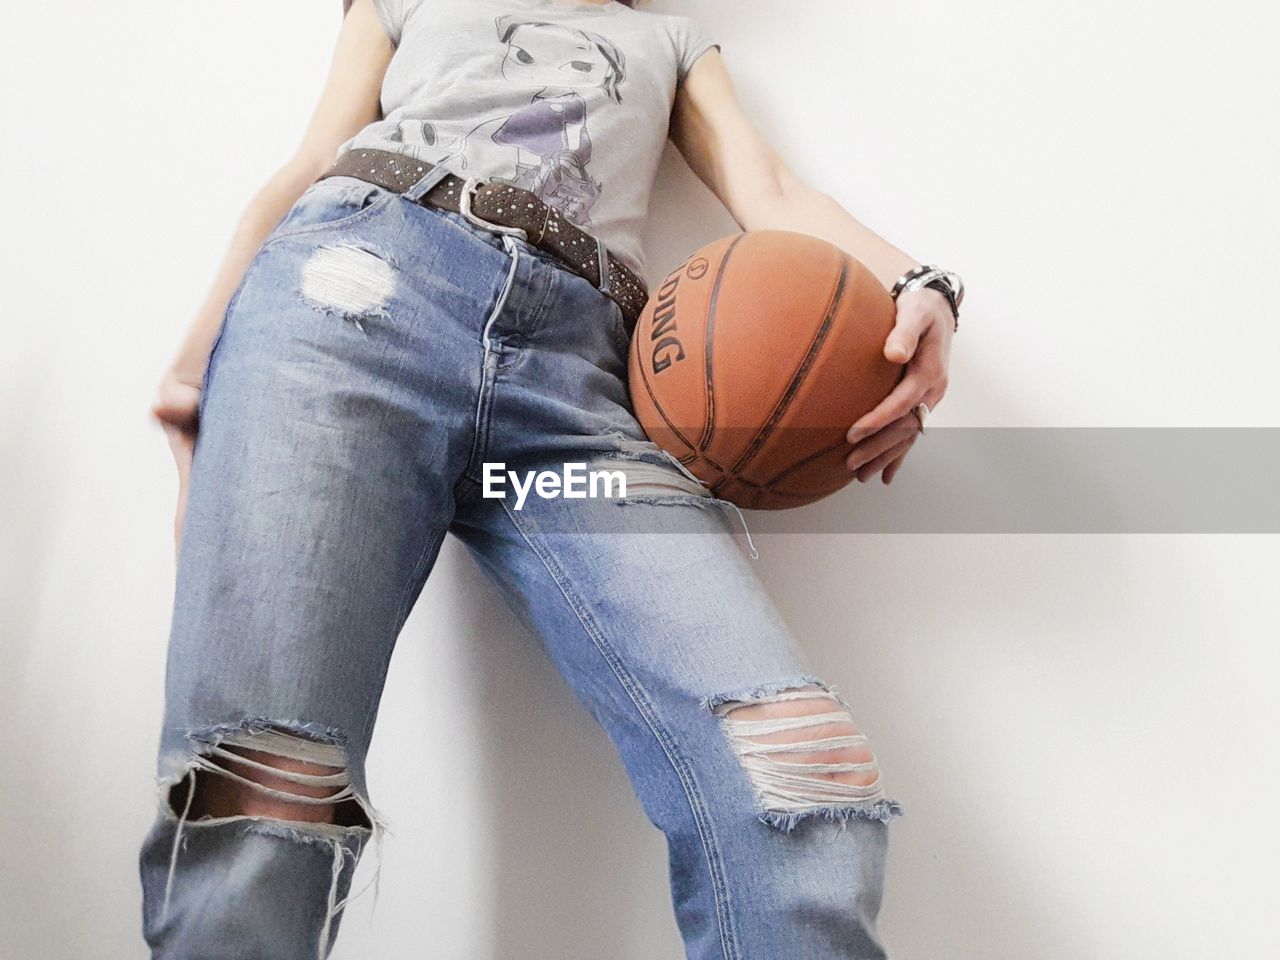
[152,0,393,546]
[670,51,955,484]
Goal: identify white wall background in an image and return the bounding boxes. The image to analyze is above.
[3,1,1278,957]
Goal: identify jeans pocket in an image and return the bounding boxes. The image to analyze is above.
[264,176,395,245]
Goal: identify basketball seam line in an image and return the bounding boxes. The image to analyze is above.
[636,277,703,460]
[759,438,851,490]
[723,256,850,484]
[697,234,746,452]
[634,241,741,482]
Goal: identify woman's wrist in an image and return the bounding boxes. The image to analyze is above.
[891,263,964,331]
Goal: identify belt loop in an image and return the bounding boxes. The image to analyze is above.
[595,238,612,295]
[403,163,453,202]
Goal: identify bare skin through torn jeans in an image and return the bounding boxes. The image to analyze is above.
[138,170,903,960]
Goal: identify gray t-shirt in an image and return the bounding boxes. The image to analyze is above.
[337,0,719,276]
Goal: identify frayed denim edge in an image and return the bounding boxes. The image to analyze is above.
[185,716,352,750]
[698,674,834,713]
[759,798,905,832]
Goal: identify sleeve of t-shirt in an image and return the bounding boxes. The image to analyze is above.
[343,0,422,47]
[669,15,721,84]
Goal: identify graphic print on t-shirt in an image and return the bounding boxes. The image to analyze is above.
[389,14,626,226]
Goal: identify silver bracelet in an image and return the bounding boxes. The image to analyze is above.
[891,264,965,331]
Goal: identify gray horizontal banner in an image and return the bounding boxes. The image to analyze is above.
[736,427,1280,534]
[513,428,1280,534]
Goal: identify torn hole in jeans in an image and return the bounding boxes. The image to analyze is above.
[704,681,903,832]
[158,724,388,960]
[590,433,760,559]
[298,243,395,333]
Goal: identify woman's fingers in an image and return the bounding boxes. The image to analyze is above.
[882,450,911,485]
[883,317,925,365]
[151,372,202,427]
[848,373,927,440]
[856,435,917,484]
[152,370,203,555]
[920,373,949,411]
[845,413,918,473]
[882,290,937,364]
[152,371,201,475]
[161,421,195,553]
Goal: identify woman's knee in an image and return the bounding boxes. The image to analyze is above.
[168,727,371,829]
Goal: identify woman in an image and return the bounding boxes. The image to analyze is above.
[142,1,961,958]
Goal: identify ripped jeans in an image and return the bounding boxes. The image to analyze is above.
[138,170,903,960]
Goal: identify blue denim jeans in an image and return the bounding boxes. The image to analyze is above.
[138,171,902,960]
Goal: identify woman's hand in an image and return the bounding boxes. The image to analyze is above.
[150,368,203,552]
[844,287,955,484]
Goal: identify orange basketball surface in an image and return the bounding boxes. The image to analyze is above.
[627,230,903,509]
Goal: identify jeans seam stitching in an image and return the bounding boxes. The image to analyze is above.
[465,244,521,483]
[197,247,271,427]
[494,249,557,371]
[523,256,560,345]
[495,499,741,960]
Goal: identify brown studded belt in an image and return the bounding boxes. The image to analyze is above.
[317,148,649,335]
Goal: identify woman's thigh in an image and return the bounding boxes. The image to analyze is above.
[159,194,511,785]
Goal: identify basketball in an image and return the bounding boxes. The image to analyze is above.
[627,230,904,510]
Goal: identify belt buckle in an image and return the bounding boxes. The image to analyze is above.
[458,177,529,241]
